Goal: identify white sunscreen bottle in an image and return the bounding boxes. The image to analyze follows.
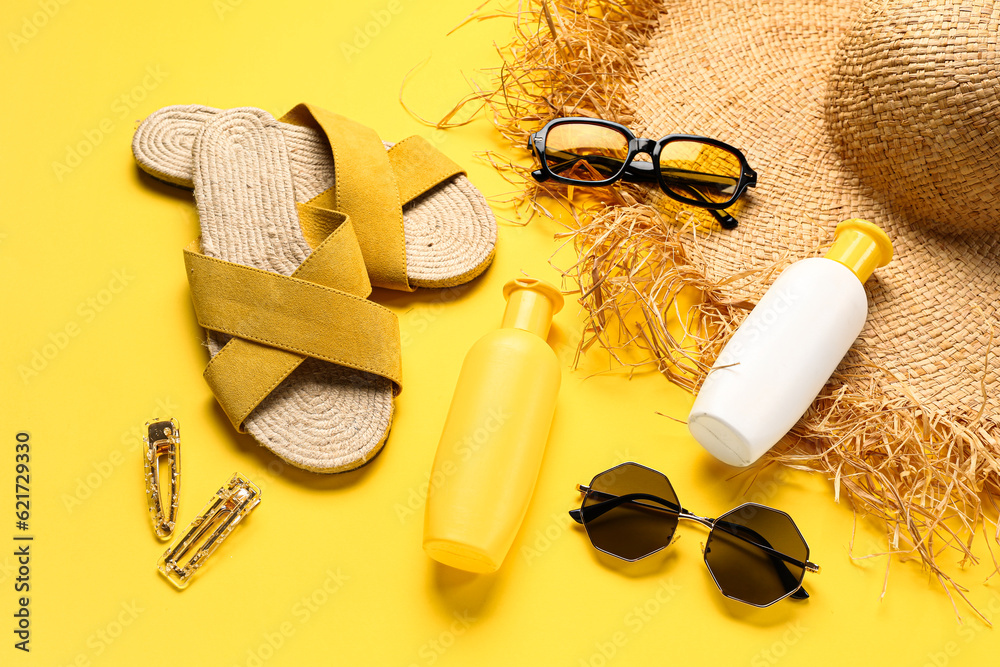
[688,219,893,467]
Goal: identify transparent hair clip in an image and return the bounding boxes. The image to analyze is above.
[158,473,261,589]
[144,418,180,539]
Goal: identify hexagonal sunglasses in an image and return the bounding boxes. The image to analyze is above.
[570,462,820,607]
[528,117,757,229]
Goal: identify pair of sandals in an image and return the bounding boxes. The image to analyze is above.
[132,103,496,473]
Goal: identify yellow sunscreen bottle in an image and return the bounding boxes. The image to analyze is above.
[423,278,564,573]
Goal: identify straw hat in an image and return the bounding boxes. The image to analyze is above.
[497,0,1000,595]
[630,0,1000,422]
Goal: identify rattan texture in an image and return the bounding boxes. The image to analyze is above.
[133,104,497,288]
[635,0,1000,420]
[192,108,395,473]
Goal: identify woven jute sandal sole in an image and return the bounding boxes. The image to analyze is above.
[134,104,497,289]
[193,108,395,472]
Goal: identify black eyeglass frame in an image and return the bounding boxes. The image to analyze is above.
[529,117,758,229]
[569,462,820,608]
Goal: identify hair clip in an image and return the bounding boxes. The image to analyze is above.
[158,473,261,589]
[144,418,181,539]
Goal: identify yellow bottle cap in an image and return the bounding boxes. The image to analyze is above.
[501,278,565,338]
[824,219,893,283]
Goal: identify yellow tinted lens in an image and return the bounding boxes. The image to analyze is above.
[659,140,742,205]
[544,123,629,182]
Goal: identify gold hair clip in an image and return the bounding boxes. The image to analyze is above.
[158,473,261,589]
[144,418,180,539]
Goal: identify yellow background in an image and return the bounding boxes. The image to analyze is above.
[2,0,998,665]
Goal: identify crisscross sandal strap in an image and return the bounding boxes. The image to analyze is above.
[294,133,470,255]
[385,135,466,205]
[280,104,470,291]
[185,205,402,432]
[280,103,411,292]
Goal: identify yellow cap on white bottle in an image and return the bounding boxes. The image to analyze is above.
[824,219,893,283]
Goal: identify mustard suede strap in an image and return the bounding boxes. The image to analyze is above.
[185,207,402,431]
[281,103,411,292]
[385,135,466,205]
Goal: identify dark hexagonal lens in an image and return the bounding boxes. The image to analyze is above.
[581,462,680,561]
[704,504,809,606]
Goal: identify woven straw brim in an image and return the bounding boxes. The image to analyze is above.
[133,105,497,289]
[633,0,1000,422]
[193,108,395,473]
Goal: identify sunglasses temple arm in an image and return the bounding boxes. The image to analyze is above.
[676,185,739,230]
[625,162,744,188]
[527,137,549,183]
[713,520,820,574]
[539,151,635,183]
[568,490,681,524]
[615,164,740,231]
[708,206,738,231]
[712,520,817,600]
